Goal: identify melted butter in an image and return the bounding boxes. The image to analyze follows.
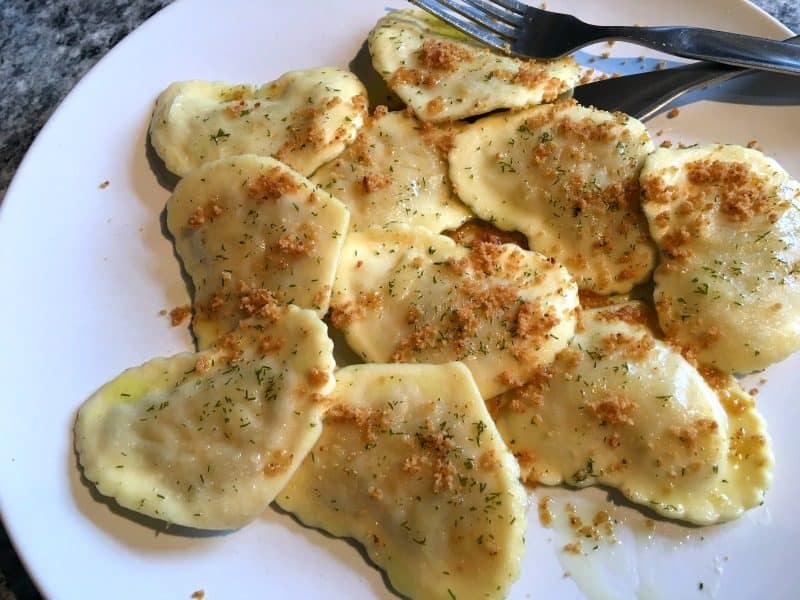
[533,487,740,599]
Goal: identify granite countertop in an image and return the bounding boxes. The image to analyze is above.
[0,1,798,598]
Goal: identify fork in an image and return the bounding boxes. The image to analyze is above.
[408,0,800,76]
[572,34,800,120]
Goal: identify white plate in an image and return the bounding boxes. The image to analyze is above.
[0,0,798,598]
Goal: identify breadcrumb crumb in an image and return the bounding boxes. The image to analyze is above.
[746,139,763,151]
[169,305,191,326]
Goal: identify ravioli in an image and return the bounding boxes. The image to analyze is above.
[149,67,367,176]
[492,303,773,525]
[166,155,349,349]
[641,144,800,373]
[331,223,579,398]
[75,306,335,530]
[312,108,473,233]
[449,101,657,294]
[369,9,579,122]
[277,363,527,600]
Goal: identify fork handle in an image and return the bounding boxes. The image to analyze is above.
[590,25,800,76]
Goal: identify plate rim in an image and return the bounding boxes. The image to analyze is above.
[0,0,795,598]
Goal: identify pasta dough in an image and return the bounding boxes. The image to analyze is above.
[492,303,773,524]
[331,224,579,398]
[166,154,349,349]
[312,108,472,233]
[278,362,527,600]
[641,144,800,373]
[75,306,335,530]
[150,67,367,176]
[369,9,579,122]
[449,101,656,294]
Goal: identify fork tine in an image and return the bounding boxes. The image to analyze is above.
[462,0,525,27]
[409,0,509,51]
[428,0,520,39]
[460,0,525,26]
[484,0,529,15]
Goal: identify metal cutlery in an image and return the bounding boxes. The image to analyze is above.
[409,0,800,76]
[572,35,800,120]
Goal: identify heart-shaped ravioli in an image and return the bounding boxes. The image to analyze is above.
[641,144,800,373]
[312,108,473,233]
[369,9,579,122]
[149,67,367,176]
[277,363,527,600]
[449,101,656,294]
[166,155,349,349]
[491,302,773,525]
[331,224,578,398]
[75,305,335,530]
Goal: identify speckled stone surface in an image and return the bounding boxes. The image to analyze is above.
[0,0,173,202]
[0,1,797,598]
[766,0,800,31]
